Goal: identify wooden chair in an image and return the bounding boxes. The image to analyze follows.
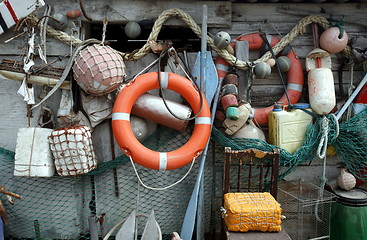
[221,147,291,240]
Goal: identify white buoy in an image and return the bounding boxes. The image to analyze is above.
[214,31,231,50]
[305,48,332,71]
[308,68,336,115]
[130,116,157,142]
[231,120,266,141]
[276,56,291,72]
[253,62,271,79]
[125,22,141,39]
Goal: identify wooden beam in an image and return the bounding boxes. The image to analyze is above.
[0,70,71,90]
[49,0,232,27]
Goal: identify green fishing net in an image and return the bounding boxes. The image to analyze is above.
[0,109,366,239]
[213,108,367,182]
[0,125,214,240]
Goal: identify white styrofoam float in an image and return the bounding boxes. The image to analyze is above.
[14,127,55,177]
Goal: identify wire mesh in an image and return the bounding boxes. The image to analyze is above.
[277,181,335,240]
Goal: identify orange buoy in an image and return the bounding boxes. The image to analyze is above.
[66,9,82,19]
[215,33,304,125]
[112,72,211,170]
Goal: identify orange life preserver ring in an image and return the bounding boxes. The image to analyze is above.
[112,72,211,170]
[215,33,304,125]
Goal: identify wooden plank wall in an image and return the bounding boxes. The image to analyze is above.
[0,0,366,238]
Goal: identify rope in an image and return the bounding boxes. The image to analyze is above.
[157,48,204,121]
[28,9,354,65]
[28,14,83,46]
[210,15,353,69]
[128,155,197,191]
[39,4,51,64]
[120,8,203,61]
[101,18,107,45]
[316,116,330,159]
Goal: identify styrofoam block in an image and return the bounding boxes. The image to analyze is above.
[14,127,55,177]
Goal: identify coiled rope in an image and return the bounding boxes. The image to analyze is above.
[27,8,354,66]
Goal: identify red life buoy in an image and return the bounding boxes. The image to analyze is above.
[215,33,304,125]
[112,72,211,170]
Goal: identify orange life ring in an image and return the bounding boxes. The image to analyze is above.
[112,72,212,170]
[215,33,304,125]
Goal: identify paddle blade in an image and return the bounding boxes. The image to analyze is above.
[115,210,136,240]
[191,51,218,106]
[203,51,219,105]
[141,210,162,240]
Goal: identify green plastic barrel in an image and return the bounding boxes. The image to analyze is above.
[330,188,367,240]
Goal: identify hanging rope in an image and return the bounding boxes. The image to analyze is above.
[316,116,330,159]
[27,9,353,66]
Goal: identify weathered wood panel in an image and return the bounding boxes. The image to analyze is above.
[49,0,231,27]
[0,1,365,238]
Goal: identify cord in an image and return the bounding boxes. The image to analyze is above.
[157,48,204,121]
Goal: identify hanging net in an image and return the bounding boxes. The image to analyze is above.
[213,108,367,182]
[0,124,215,240]
[1,110,367,239]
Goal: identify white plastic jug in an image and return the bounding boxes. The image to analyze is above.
[268,103,313,154]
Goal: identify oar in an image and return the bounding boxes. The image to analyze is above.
[181,5,219,240]
[190,7,217,105]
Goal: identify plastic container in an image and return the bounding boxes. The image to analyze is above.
[308,68,336,115]
[268,103,313,154]
[330,188,367,240]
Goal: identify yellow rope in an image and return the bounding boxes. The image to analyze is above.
[28,9,353,67]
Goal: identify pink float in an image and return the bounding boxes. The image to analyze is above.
[320,27,348,54]
[73,44,126,96]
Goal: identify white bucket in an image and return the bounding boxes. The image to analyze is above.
[14,128,55,177]
[308,68,336,115]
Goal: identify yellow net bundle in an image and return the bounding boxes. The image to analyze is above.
[223,192,282,232]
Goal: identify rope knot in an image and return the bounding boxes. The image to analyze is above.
[326,114,339,145]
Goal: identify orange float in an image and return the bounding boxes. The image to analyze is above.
[112,72,211,170]
[215,33,304,125]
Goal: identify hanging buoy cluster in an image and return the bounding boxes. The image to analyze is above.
[215,33,304,125]
[221,73,239,120]
[305,26,348,115]
[214,72,259,137]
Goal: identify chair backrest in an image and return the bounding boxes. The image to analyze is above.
[223,147,280,199]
